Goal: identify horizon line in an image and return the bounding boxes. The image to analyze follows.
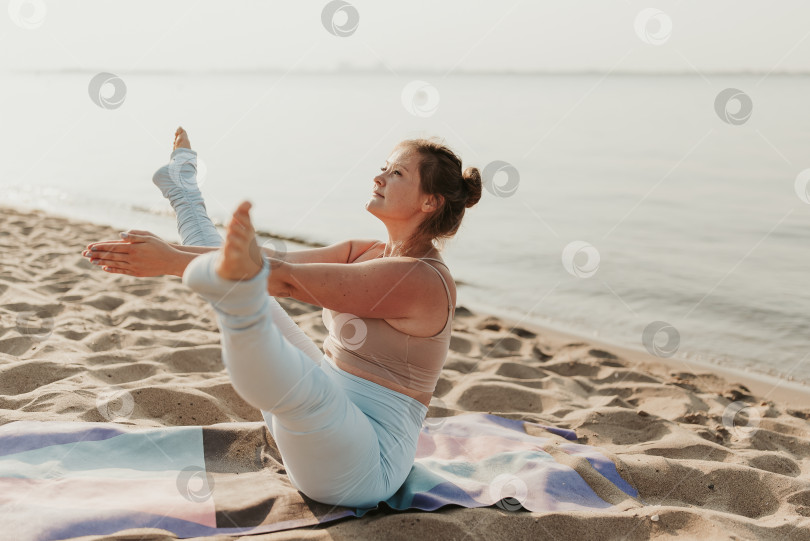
[4,67,810,77]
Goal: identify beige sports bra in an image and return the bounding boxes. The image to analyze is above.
[321,258,454,393]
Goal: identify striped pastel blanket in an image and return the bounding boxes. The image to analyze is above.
[0,412,638,540]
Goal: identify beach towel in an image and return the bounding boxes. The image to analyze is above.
[0,412,638,540]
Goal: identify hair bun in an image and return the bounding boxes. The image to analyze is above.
[462,167,482,209]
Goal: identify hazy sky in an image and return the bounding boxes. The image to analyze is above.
[2,0,809,73]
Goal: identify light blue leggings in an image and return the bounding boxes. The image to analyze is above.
[154,148,428,508]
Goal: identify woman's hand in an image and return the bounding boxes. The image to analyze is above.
[83,229,162,257]
[82,231,188,277]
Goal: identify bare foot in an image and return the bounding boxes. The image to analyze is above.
[216,201,265,280]
[173,127,191,150]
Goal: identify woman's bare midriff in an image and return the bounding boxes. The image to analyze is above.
[326,350,434,409]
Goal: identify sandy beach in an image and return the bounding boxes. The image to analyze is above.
[2,205,810,540]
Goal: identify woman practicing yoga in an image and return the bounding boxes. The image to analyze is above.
[82,127,482,508]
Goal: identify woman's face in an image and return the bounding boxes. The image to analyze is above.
[365,147,425,220]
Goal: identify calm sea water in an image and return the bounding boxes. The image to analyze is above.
[2,72,809,389]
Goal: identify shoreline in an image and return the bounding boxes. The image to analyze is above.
[458,300,810,409]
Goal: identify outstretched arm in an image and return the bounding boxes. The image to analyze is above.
[261,239,382,265]
[265,257,443,320]
[84,233,381,278]
[172,238,379,264]
[83,234,201,277]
